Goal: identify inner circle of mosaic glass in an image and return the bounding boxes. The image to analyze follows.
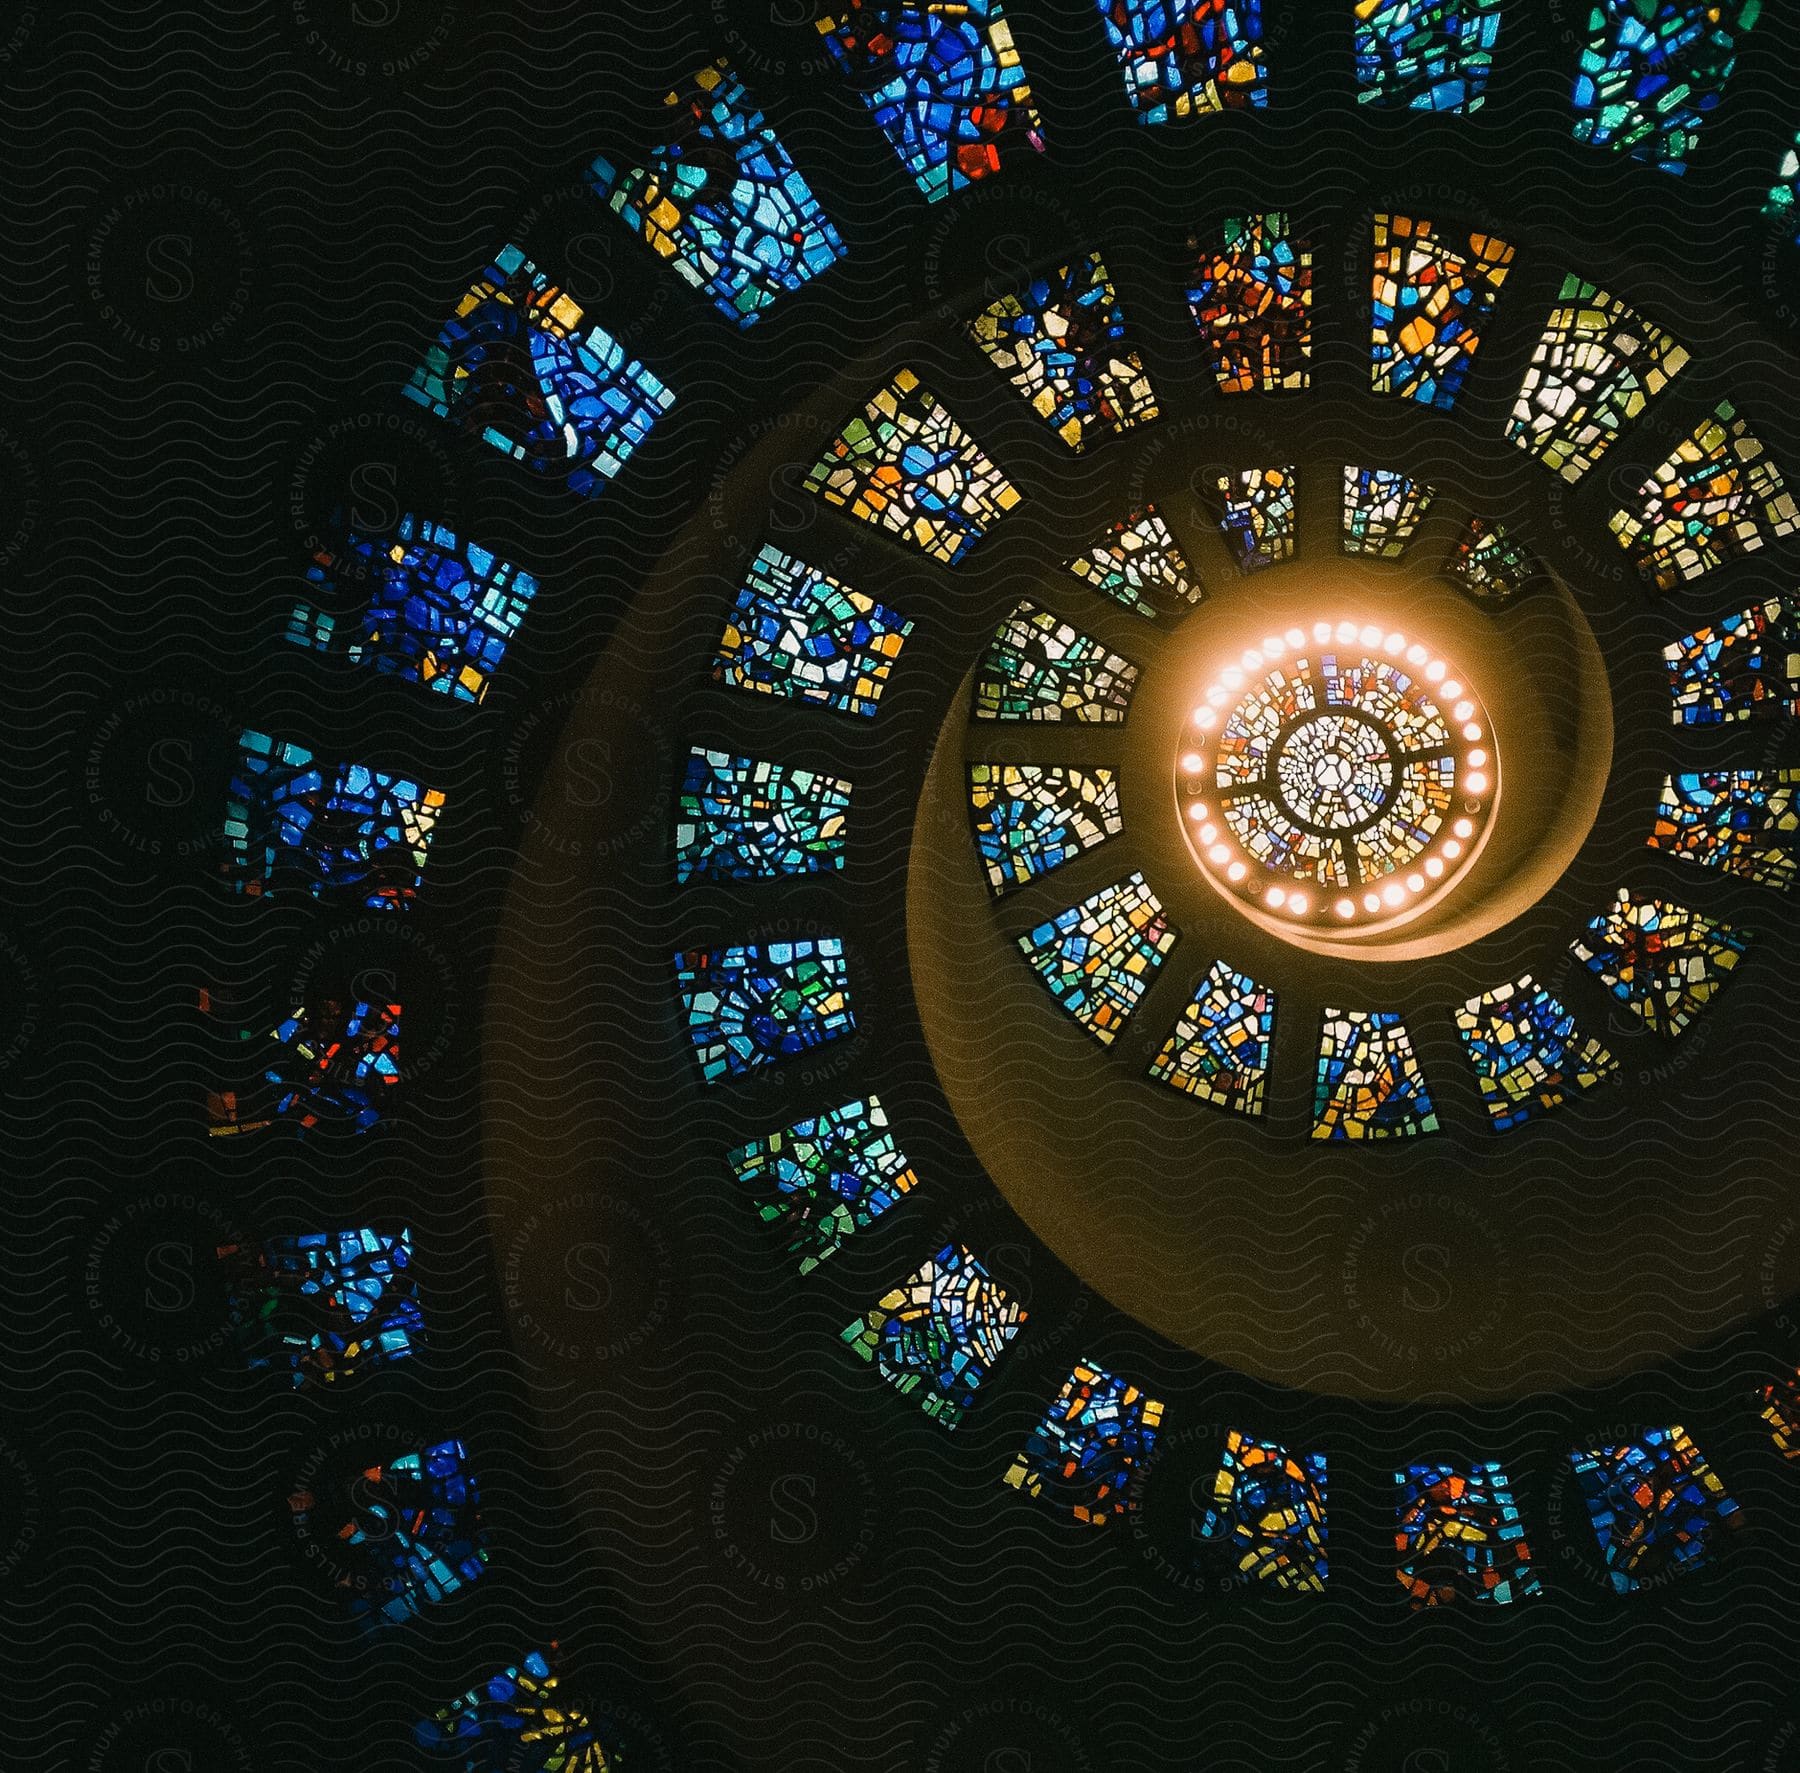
[1271,711,1395,832]
[1179,629,1495,930]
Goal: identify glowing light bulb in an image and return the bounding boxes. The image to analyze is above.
[1287,893,1308,916]
[1468,748,1487,768]
[1336,898,1357,919]
[1313,621,1333,643]
[1425,659,1447,683]
[1286,627,1307,650]
[1464,772,1487,794]
[1407,873,1425,893]
[1227,861,1248,883]
[1443,840,1463,860]
[1406,643,1428,666]
[1221,667,1243,691]
[1453,700,1474,722]
[1462,722,1482,741]
[1384,631,1406,657]
[1181,752,1203,773]
[1266,886,1287,909]
[1241,649,1264,673]
[1359,624,1383,647]
[1336,620,1358,644]
[1263,635,1285,657]
[1200,823,1218,844]
[1363,892,1383,914]
[1187,803,1207,821]
[1382,882,1406,907]
[1209,844,1232,865]
[1197,708,1219,730]
[1425,857,1444,879]
[1441,680,1462,699]
[1453,818,1474,838]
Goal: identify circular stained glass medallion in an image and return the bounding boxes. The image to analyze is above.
[1177,621,1496,931]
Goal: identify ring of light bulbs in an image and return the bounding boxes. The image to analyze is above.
[1176,620,1496,932]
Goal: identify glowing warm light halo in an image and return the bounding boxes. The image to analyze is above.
[1174,622,1497,933]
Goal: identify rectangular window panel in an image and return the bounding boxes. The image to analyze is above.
[1507,276,1688,481]
[973,600,1140,722]
[966,252,1158,450]
[1097,0,1267,123]
[713,543,913,717]
[224,731,445,909]
[727,1095,917,1273]
[1017,872,1177,1045]
[588,59,846,326]
[674,748,852,883]
[403,243,673,499]
[805,368,1020,564]
[1609,400,1797,590]
[675,939,857,1081]
[969,763,1122,893]
[816,1,1045,201]
[1370,215,1514,409]
[841,1243,1026,1427]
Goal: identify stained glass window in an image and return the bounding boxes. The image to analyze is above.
[290,516,536,706]
[1572,0,1754,175]
[675,939,856,1082]
[1765,130,1800,238]
[815,1,1045,202]
[418,1645,614,1773]
[1199,1429,1328,1592]
[1395,1462,1540,1608]
[1147,959,1274,1116]
[1212,465,1296,571]
[674,748,851,883]
[973,601,1140,722]
[1571,887,1748,1038]
[727,1095,917,1274]
[403,243,673,499]
[1446,514,1542,602]
[309,1438,488,1626]
[1313,1009,1439,1139]
[1003,1358,1164,1524]
[1609,400,1798,590]
[805,368,1020,564]
[1454,975,1617,1132]
[713,543,913,718]
[1096,0,1267,123]
[1066,505,1200,619]
[1354,0,1502,112]
[224,731,445,909]
[206,996,401,1138]
[841,1243,1026,1428]
[1187,213,1312,394]
[1570,1426,1741,1593]
[969,763,1122,893]
[1342,465,1434,557]
[1756,1370,1800,1460]
[1650,769,1800,890]
[1507,278,1688,482]
[1191,646,1471,913]
[588,59,845,327]
[1370,215,1514,409]
[967,253,1157,450]
[1664,594,1800,726]
[1017,872,1177,1045]
[219,1227,422,1387]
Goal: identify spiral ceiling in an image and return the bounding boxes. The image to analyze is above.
[20,1,1800,1767]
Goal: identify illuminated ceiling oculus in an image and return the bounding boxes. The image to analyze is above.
[1177,621,1495,930]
